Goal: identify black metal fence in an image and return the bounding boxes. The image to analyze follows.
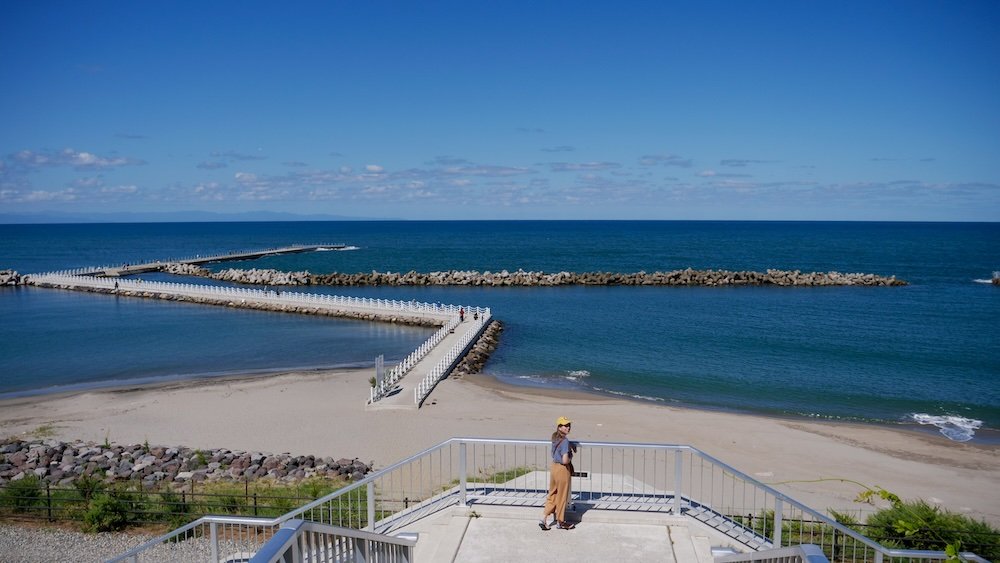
[0,478,345,530]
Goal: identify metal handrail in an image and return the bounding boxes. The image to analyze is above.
[716,543,831,563]
[248,519,416,563]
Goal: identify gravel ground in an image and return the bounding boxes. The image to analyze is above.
[0,524,257,562]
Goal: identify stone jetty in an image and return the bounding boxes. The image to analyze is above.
[162,264,311,285]
[157,266,907,287]
[452,320,503,378]
[314,268,907,286]
[3,266,908,287]
[0,270,20,286]
[0,438,371,489]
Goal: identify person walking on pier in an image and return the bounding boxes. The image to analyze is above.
[540,416,576,530]
[459,307,465,322]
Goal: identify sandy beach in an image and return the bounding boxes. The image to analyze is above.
[1,368,998,526]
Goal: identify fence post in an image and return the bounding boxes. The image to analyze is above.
[46,482,52,522]
[367,481,376,532]
[459,441,468,507]
[773,497,783,547]
[210,521,219,563]
[673,451,683,515]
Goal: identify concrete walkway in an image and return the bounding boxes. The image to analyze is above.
[367,316,490,410]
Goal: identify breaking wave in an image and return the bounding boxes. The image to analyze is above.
[566,370,590,380]
[910,413,983,442]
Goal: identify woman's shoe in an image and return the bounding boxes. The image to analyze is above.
[538,520,550,531]
[558,521,576,530]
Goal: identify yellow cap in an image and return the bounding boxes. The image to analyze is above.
[556,416,572,426]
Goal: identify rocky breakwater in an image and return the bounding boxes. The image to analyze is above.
[163,266,906,287]
[0,439,371,489]
[0,270,21,286]
[311,268,907,287]
[210,267,312,286]
[162,263,312,286]
[451,320,503,378]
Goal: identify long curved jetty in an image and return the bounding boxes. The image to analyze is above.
[87,244,345,277]
[26,262,493,409]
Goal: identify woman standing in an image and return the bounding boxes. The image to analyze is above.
[540,416,576,530]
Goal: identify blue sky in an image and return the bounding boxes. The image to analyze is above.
[1,1,998,221]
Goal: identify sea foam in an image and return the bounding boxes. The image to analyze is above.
[910,413,982,442]
[566,370,591,380]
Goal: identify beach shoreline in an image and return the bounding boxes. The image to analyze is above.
[1,367,998,526]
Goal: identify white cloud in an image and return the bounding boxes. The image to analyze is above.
[365,164,384,173]
[100,185,139,194]
[638,154,693,168]
[8,148,143,170]
[548,162,621,172]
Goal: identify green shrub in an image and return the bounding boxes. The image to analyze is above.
[74,475,105,503]
[83,494,131,532]
[1,475,43,513]
[158,489,192,528]
[865,499,1000,560]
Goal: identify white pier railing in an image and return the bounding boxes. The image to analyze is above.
[369,307,491,404]
[413,311,493,406]
[26,273,460,320]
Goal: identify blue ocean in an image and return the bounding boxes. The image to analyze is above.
[1,221,997,442]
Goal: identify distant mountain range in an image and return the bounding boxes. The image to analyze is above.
[0,210,392,224]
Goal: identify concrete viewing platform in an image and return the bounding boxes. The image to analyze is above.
[396,503,724,563]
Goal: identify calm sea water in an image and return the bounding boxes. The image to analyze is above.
[1,221,997,441]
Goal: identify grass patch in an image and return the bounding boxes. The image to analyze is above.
[28,424,58,439]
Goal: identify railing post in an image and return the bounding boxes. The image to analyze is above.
[874,550,884,563]
[459,441,468,507]
[367,481,376,531]
[673,450,683,515]
[772,497,783,547]
[210,521,219,562]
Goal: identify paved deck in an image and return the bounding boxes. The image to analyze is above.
[393,504,735,563]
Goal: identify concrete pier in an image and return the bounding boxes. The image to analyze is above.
[27,271,491,408]
[95,244,344,277]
